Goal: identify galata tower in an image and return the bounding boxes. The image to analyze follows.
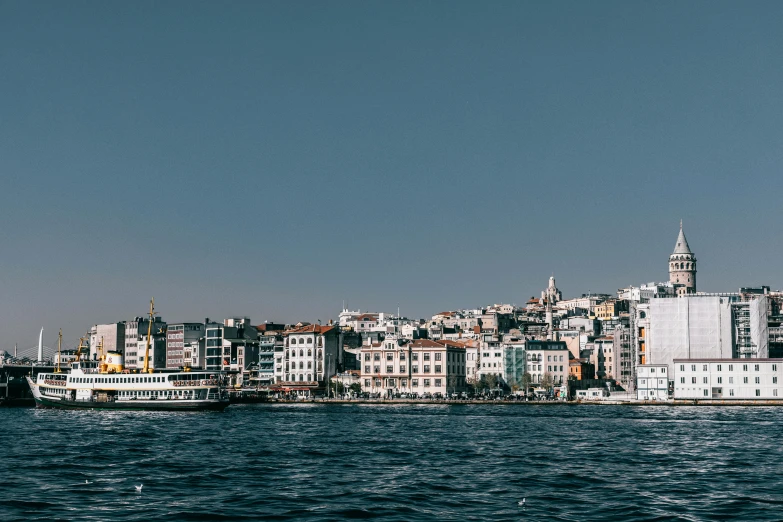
[669,220,696,296]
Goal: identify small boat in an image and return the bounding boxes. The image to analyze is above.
[26,300,230,412]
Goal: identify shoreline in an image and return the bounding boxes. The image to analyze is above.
[257,398,783,407]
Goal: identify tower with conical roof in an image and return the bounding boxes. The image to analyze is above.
[669,220,696,296]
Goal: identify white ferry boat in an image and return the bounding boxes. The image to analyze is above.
[27,365,230,411]
[26,300,230,412]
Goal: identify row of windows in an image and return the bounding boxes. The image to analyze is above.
[70,376,167,384]
[364,352,449,362]
[364,364,457,374]
[364,378,443,387]
[681,376,779,385]
[680,364,777,372]
[677,388,776,397]
[527,354,566,362]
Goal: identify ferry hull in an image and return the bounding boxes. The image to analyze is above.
[31,394,230,411]
[26,377,230,412]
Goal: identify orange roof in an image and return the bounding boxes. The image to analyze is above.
[356,314,377,321]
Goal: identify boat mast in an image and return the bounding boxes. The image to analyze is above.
[75,336,85,363]
[143,298,155,374]
[55,329,62,373]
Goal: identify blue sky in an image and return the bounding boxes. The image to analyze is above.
[2,1,783,350]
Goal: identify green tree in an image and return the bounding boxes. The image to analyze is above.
[349,382,362,395]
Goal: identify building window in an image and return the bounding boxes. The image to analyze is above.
[775,389,779,397]
[703,377,708,384]
[412,366,418,373]
[435,365,442,373]
[374,354,380,361]
[401,379,407,387]
[729,377,734,384]
[774,364,778,371]
[743,364,748,371]
[680,377,685,384]
[400,353,406,361]
[423,353,430,361]
[680,364,685,371]
[691,377,696,384]
[435,379,442,387]
[774,377,778,384]
[729,364,733,371]
[435,353,442,361]
[400,365,406,373]
[364,366,370,374]
[703,365,707,371]
[756,389,761,397]
[424,379,431,387]
[424,365,430,373]
[387,353,394,361]
[704,390,708,397]
[412,379,418,386]
[717,365,722,372]
[743,377,748,384]
[718,377,722,384]
[755,377,760,384]
[729,389,734,396]
[386,366,393,373]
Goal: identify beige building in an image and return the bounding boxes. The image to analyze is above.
[360,338,466,396]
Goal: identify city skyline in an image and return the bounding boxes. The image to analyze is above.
[3,2,783,347]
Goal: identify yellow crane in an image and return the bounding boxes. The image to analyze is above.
[143,298,155,374]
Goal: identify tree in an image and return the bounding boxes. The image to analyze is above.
[447,375,460,396]
[349,382,362,395]
[328,381,345,396]
[522,372,532,394]
[485,373,498,394]
[540,372,554,392]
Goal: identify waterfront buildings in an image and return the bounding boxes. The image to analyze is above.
[526,340,569,386]
[359,337,466,396]
[166,323,204,369]
[672,359,783,399]
[124,315,166,369]
[281,323,340,389]
[89,323,125,361]
[636,364,669,400]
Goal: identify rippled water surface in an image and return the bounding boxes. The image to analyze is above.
[1,404,782,521]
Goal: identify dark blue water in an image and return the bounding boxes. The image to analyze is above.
[1,404,782,521]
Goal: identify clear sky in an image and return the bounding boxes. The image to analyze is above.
[2,1,783,351]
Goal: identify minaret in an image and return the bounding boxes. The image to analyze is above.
[546,276,557,339]
[669,220,696,296]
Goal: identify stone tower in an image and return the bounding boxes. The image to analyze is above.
[669,221,696,296]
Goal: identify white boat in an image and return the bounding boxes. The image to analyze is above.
[27,366,230,411]
[26,299,230,412]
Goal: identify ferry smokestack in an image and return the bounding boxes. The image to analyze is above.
[38,328,43,362]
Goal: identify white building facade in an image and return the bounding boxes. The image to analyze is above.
[673,359,783,399]
[636,364,670,400]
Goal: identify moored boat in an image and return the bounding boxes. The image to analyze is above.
[26,299,230,411]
